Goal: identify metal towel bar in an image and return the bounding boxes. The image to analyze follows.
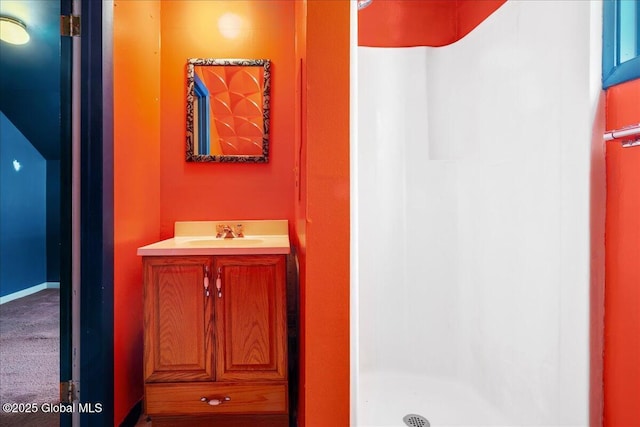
[604,123,640,147]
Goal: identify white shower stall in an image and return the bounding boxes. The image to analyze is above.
[353,1,603,426]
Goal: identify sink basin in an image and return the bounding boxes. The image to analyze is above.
[182,238,264,247]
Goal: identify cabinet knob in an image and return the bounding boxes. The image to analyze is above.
[200,396,231,406]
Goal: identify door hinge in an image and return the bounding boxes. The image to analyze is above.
[60,15,81,37]
[60,380,79,403]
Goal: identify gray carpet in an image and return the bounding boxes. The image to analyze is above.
[0,289,59,426]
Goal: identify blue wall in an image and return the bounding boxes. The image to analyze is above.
[0,111,47,297]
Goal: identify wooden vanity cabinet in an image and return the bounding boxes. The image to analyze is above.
[143,254,288,419]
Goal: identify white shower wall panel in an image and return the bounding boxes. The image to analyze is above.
[356,0,600,425]
[426,1,595,424]
[358,48,460,378]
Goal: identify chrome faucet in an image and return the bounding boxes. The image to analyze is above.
[215,224,244,239]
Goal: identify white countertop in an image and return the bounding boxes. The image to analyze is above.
[136,220,290,256]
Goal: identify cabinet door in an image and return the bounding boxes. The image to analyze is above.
[144,256,214,382]
[214,255,287,381]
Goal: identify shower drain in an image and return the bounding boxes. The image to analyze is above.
[402,414,430,427]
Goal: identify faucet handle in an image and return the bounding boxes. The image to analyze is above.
[222,225,235,239]
[215,224,225,238]
[234,224,244,238]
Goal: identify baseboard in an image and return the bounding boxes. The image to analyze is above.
[0,282,60,305]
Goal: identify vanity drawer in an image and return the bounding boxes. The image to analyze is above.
[145,382,288,415]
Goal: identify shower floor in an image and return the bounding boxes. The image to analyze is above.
[357,372,510,427]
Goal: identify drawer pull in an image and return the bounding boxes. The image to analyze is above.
[200,396,231,406]
[216,267,222,298]
[204,266,210,297]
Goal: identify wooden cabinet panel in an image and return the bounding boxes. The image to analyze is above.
[144,256,214,382]
[214,255,287,381]
[145,382,288,415]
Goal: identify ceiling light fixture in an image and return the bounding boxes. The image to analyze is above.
[0,16,30,45]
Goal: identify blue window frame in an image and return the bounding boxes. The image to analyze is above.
[603,0,640,88]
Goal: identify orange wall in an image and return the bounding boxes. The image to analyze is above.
[159,1,296,238]
[604,78,640,427]
[114,2,348,425]
[359,0,455,47]
[113,0,162,424]
[294,1,351,426]
[456,0,507,41]
[160,3,352,425]
[358,0,505,47]
[293,0,307,422]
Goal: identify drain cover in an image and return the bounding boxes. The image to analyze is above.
[403,414,430,427]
